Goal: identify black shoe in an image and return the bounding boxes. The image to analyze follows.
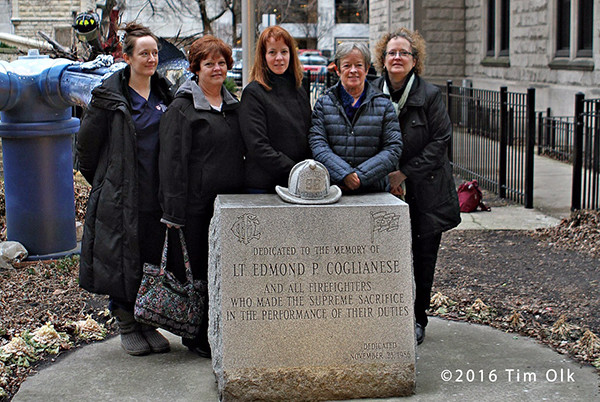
[416,323,425,345]
[182,337,212,358]
[187,345,212,358]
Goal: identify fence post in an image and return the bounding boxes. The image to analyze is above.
[446,80,453,161]
[593,101,600,209]
[572,92,584,211]
[537,111,543,156]
[499,86,508,198]
[525,88,535,208]
[545,107,552,155]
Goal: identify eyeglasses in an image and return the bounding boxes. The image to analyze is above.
[385,50,413,58]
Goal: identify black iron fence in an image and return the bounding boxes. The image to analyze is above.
[305,76,600,211]
[303,71,338,106]
[537,110,574,162]
[537,95,600,210]
[441,81,535,208]
[572,96,600,210]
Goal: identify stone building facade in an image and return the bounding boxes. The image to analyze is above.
[369,0,600,115]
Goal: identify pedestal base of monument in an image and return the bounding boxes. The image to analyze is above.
[209,193,416,401]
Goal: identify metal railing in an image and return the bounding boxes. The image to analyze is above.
[303,71,339,106]
[572,96,600,210]
[537,95,600,211]
[537,110,574,162]
[442,81,535,208]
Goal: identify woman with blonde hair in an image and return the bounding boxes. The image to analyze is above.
[372,28,461,345]
[239,25,312,193]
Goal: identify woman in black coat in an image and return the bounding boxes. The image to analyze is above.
[159,35,245,358]
[239,25,312,192]
[77,22,172,356]
[372,28,461,345]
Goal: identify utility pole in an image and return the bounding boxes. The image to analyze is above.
[242,0,256,87]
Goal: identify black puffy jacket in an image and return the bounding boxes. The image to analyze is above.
[372,74,460,238]
[77,67,172,301]
[308,81,403,192]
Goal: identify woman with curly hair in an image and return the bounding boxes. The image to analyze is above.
[372,28,461,345]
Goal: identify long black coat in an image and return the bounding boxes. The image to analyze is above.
[77,67,172,302]
[239,73,312,191]
[373,74,460,238]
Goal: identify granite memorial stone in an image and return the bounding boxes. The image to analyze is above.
[209,193,415,401]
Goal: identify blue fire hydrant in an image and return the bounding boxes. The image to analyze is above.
[0,50,104,259]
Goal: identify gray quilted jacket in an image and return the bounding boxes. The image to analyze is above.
[308,81,403,192]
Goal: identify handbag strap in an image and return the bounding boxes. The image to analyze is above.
[158,228,194,285]
[177,228,195,284]
[158,228,169,275]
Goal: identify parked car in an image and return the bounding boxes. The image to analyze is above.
[299,54,328,82]
[298,49,323,57]
[227,48,243,86]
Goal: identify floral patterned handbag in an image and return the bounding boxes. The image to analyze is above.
[134,228,206,339]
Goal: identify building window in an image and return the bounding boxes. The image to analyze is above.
[556,0,571,57]
[335,0,368,24]
[271,0,318,24]
[486,0,510,58]
[577,0,593,57]
[556,0,593,58]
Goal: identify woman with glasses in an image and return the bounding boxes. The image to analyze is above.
[309,42,402,194]
[372,28,461,345]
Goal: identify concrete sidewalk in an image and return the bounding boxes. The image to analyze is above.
[14,154,588,401]
[14,318,599,401]
[14,203,598,402]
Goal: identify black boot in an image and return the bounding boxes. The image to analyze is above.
[415,323,426,345]
[182,314,211,358]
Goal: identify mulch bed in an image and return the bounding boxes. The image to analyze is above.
[0,176,117,401]
[432,182,600,367]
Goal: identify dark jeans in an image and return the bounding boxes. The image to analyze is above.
[412,232,443,327]
[167,213,211,349]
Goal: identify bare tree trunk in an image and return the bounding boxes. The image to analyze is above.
[229,0,239,46]
[196,0,230,35]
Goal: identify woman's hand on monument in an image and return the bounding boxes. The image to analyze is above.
[343,173,361,190]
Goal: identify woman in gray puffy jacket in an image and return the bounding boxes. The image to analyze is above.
[308,42,402,193]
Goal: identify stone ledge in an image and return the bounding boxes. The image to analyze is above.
[481,56,510,68]
[548,58,594,71]
[221,364,416,401]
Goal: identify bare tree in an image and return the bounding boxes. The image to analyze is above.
[226,0,240,46]
[195,0,230,35]
[141,0,234,37]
